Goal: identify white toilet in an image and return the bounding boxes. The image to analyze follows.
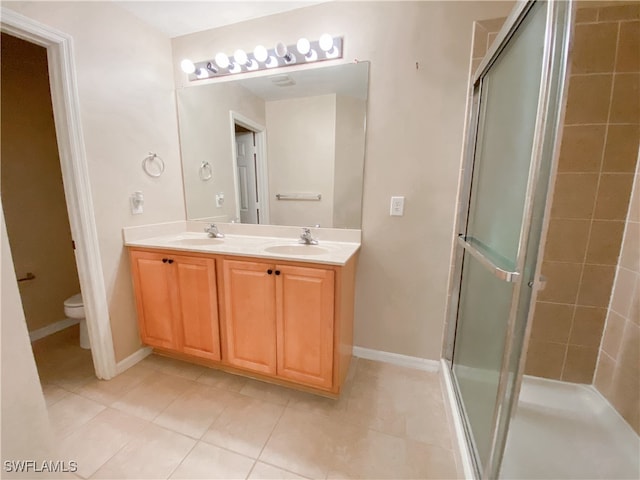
[64,293,90,350]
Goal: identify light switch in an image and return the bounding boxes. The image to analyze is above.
[130,191,144,215]
[216,192,225,207]
[390,196,405,216]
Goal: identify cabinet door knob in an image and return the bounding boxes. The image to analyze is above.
[162,258,168,263]
[275,270,281,275]
[168,259,174,264]
[267,269,273,275]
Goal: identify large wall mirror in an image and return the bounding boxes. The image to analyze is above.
[177,61,369,229]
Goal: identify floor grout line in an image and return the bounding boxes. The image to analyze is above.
[245,399,289,479]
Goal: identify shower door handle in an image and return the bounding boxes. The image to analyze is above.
[457,235,520,283]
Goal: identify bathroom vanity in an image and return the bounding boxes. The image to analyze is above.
[125,223,359,396]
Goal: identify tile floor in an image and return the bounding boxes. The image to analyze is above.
[32,327,460,479]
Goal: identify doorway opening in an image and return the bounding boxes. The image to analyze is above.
[1,9,116,380]
[1,32,96,387]
[229,111,269,225]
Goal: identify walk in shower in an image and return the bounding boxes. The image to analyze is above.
[442,0,639,478]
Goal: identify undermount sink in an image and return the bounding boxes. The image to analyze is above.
[264,244,329,255]
[167,237,224,246]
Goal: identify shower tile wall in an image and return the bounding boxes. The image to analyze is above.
[594,167,640,434]
[525,3,639,383]
[470,17,506,74]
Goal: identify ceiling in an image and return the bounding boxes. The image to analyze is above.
[116,1,325,38]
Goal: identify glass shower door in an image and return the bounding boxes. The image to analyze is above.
[447,1,573,478]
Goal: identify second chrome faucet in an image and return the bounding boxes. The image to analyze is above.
[299,227,318,245]
[204,223,225,238]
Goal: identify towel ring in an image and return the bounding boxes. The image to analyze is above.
[142,153,165,178]
[199,161,213,181]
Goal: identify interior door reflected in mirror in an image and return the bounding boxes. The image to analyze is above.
[176,61,369,229]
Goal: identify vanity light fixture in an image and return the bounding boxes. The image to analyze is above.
[180,34,343,81]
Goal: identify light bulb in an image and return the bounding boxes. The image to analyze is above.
[275,42,288,57]
[305,49,318,62]
[229,62,242,74]
[180,59,196,74]
[326,46,340,59]
[234,49,248,65]
[215,52,230,69]
[195,68,208,79]
[275,42,295,63]
[254,45,268,63]
[296,38,311,55]
[246,59,259,71]
[319,33,334,52]
[266,56,279,68]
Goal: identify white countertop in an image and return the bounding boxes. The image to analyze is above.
[123,222,360,266]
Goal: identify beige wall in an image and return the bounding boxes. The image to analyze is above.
[172,1,515,359]
[177,82,266,221]
[1,209,54,472]
[525,3,639,382]
[334,94,366,229]
[4,1,186,361]
[1,33,81,332]
[267,94,336,227]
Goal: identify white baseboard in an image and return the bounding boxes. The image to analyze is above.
[29,318,79,342]
[440,359,476,479]
[352,346,439,372]
[115,346,152,375]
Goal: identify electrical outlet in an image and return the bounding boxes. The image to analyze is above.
[216,192,225,207]
[390,196,405,216]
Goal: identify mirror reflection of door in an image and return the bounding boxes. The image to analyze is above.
[234,124,259,224]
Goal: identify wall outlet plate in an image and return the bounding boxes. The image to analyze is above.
[390,196,405,216]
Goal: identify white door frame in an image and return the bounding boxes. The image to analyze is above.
[229,111,270,224]
[1,8,117,379]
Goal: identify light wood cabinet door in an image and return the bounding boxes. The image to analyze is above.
[222,259,277,375]
[276,265,335,389]
[174,255,221,361]
[130,250,178,350]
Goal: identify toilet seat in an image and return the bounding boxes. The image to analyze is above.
[63,293,90,349]
[64,293,83,308]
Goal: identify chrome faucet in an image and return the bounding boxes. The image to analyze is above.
[204,223,225,238]
[299,227,318,245]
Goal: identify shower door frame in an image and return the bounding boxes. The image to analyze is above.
[441,0,574,478]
